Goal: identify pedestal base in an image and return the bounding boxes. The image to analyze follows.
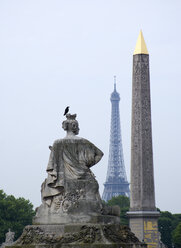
[127,211,160,248]
[8,223,146,248]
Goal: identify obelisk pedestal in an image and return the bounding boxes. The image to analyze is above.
[127,31,160,248]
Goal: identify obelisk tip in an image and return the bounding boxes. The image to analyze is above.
[133,30,149,55]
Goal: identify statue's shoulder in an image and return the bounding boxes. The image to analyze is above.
[53,139,64,146]
[52,137,84,145]
[52,137,98,150]
[52,137,93,146]
[76,138,98,149]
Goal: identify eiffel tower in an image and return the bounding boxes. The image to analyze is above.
[102,76,130,202]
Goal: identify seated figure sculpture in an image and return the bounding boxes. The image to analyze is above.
[12,114,144,248]
[34,114,118,224]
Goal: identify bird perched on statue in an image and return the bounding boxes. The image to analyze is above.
[64,106,69,116]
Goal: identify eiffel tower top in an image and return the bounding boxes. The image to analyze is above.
[110,76,120,101]
[133,30,149,55]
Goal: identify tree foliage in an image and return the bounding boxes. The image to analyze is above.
[0,190,35,244]
[105,196,181,248]
[158,211,181,248]
[107,195,130,226]
[158,216,173,248]
[172,222,181,248]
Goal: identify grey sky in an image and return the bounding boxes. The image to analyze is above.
[0,0,181,213]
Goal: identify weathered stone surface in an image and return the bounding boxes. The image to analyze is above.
[128,40,160,248]
[8,114,146,248]
[1,229,15,248]
[8,224,145,248]
[130,54,155,212]
[34,114,108,225]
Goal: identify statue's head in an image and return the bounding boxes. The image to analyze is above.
[62,114,79,135]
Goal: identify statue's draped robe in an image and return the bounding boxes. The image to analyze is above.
[41,138,102,206]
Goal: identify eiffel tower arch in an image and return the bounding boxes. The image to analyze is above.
[102,77,130,202]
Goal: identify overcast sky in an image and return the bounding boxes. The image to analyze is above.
[0,0,181,214]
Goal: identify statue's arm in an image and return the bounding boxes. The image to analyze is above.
[78,139,104,168]
[46,141,58,171]
[94,147,104,164]
[46,148,55,171]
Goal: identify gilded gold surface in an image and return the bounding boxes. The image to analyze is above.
[133,30,149,55]
[144,220,159,248]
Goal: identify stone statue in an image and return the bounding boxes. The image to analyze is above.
[11,113,146,248]
[1,229,15,248]
[5,229,15,243]
[34,113,107,224]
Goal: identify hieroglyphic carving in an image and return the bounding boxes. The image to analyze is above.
[144,220,159,248]
[131,54,155,211]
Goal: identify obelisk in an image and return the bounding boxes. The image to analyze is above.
[127,31,160,248]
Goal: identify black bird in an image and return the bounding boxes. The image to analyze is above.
[64,106,69,116]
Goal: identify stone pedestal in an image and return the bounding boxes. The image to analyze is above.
[8,223,146,248]
[128,211,160,247]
